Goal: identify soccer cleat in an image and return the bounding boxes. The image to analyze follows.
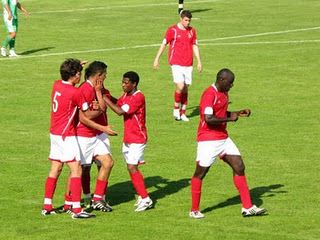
[135,197,153,212]
[180,114,190,122]
[1,47,6,57]
[173,109,181,121]
[71,210,96,219]
[178,8,183,14]
[189,210,205,219]
[91,200,113,212]
[41,209,58,216]
[83,197,92,209]
[9,49,19,58]
[242,205,267,217]
[134,196,142,207]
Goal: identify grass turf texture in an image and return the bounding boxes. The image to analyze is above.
[0,0,319,239]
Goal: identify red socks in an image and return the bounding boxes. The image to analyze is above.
[43,177,58,210]
[70,177,82,214]
[180,93,188,115]
[233,175,253,209]
[130,171,148,198]
[174,92,182,109]
[191,177,202,211]
[93,179,108,201]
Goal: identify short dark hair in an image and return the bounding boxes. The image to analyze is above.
[123,71,140,86]
[60,58,82,81]
[85,61,107,80]
[180,10,192,19]
[216,68,235,81]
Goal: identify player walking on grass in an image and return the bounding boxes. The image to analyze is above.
[153,10,202,122]
[189,68,266,219]
[42,59,95,219]
[76,61,117,213]
[1,0,29,57]
[103,71,153,212]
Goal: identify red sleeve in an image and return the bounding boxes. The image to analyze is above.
[121,94,144,115]
[165,27,174,44]
[200,90,216,115]
[191,28,197,45]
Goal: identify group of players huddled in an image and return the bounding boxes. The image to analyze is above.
[42,3,267,219]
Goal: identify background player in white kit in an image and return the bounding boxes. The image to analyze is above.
[103,71,153,212]
[153,10,202,122]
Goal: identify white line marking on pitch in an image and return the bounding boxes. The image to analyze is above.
[32,0,220,14]
[200,26,320,42]
[201,39,320,46]
[0,27,319,61]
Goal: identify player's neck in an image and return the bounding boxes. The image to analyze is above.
[177,23,187,30]
[127,88,137,96]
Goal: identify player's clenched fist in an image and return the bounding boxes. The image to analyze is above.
[238,109,251,117]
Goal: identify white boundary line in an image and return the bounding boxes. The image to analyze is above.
[201,39,320,46]
[32,0,220,14]
[200,26,320,42]
[0,27,319,61]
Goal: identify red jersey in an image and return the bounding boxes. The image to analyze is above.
[197,85,229,141]
[50,80,78,137]
[76,81,110,137]
[164,24,197,66]
[117,90,147,144]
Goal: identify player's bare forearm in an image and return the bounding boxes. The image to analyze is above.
[205,113,238,125]
[17,2,29,16]
[104,96,125,116]
[79,111,118,136]
[96,91,107,112]
[193,45,202,72]
[4,4,12,20]
[153,44,166,69]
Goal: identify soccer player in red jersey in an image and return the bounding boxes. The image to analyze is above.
[103,71,153,212]
[76,61,117,212]
[189,68,267,219]
[42,58,95,219]
[153,10,202,122]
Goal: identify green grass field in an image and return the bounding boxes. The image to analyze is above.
[0,0,319,239]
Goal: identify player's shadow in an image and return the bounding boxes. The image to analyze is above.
[108,176,189,206]
[202,184,286,213]
[20,47,55,55]
[186,105,199,119]
[191,8,213,14]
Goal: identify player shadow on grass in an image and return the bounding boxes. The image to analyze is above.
[107,176,189,207]
[202,184,286,213]
[190,8,213,14]
[186,105,199,119]
[19,47,55,55]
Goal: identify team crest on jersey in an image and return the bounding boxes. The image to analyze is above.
[188,31,193,39]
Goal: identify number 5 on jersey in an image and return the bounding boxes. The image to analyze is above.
[53,91,62,112]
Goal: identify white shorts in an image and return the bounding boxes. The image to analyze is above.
[196,138,241,167]
[48,134,80,163]
[77,133,111,165]
[171,65,193,85]
[122,143,146,165]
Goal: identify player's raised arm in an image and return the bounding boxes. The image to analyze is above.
[104,95,125,116]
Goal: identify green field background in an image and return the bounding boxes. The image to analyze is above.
[0,0,319,239]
